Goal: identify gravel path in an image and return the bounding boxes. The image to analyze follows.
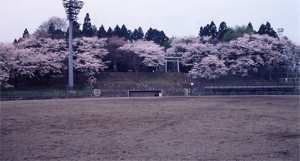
[1,96,299,160]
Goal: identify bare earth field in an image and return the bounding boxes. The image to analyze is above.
[1,96,299,160]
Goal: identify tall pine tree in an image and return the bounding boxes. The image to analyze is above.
[217,22,228,41]
[199,21,219,39]
[145,28,169,46]
[66,21,81,39]
[97,25,107,38]
[209,21,218,39]
[258,24,266,35]
[107,27,113,37]
[119,25,128,38]
[199,24,210,37]
[245,22,254,34]
[82,13,94,37]
[22,28,30,38]
[126,30,133,41]
[258,22,278,38]
[132,27,144,40]
[112,25,121,37]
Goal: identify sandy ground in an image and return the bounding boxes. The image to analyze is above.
[1,96,299,161]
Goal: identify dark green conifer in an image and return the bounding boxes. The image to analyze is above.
[97,25,107,38]
[82,13,94,37]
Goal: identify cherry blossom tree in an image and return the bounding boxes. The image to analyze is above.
[0,67,10,88]
[0,43,14,87]
[0,41,40,87]
[167,34,298,79]
[119,40,165,72]
[189,55,228,79]
[280,37,300,66]
[1,36,109,88]
[16,36,109,87]
[104,36,127,72]
[73,37,109,86]
[167,36,224,76]
[167,36,216,67]
[2,31,298,87]
[220,34,288,76]
[14,37,67,85]
[278,37,300,78]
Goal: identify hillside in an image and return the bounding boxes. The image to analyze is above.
[94,72,190,90]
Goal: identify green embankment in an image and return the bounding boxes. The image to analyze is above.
[96,72,187,83]
[94,72,190,89]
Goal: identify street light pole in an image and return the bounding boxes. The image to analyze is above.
[62,0,84,90]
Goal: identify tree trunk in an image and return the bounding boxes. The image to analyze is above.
[269,67,272,81]
[113,59,118,72]
[46,75,51,86]
[14,74,18,88]
[75,72,79,85]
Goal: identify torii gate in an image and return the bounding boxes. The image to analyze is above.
[165,57,181,73]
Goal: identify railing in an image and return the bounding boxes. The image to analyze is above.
[0,88,186,101]
[278,78,300,82]
[204,86,300,95]
[0,90,93,101]
[1,86,299,101]
[204,86,300,90]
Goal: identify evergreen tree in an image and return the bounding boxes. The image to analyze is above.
[107,27,113,37]
[257,24,266,35]
[258,22,278,38]
[66,21,81,39]
[126,30,133,41]
[209,21,218,39]
[92,25,98,36]
[73,21,82,38]
[217,22,228,41]
[222,26,251,42]
[22,28,29,38]
[97,25,107,38]
[265,22,278,38]
[245,22,254,34]
[199,21,218,39]
[119,25,128,38]
[199,27,204,37]
[132,27,144,40]
[204,25,210,36]
[13,39,18,44]
[145,28,154,41]
[138,27,144,38]
[112,25,121,37]
[82,13,94,37]
[145,28,169,46]
[199,24,210,37]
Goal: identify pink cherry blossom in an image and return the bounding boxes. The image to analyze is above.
[119,40,165,72]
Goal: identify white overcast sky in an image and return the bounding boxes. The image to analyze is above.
[0,0,299,44]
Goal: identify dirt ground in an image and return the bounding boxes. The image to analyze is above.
[1,96,299,160]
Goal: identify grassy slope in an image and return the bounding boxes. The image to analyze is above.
[96,72,186,83]
[94,72,189,89]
